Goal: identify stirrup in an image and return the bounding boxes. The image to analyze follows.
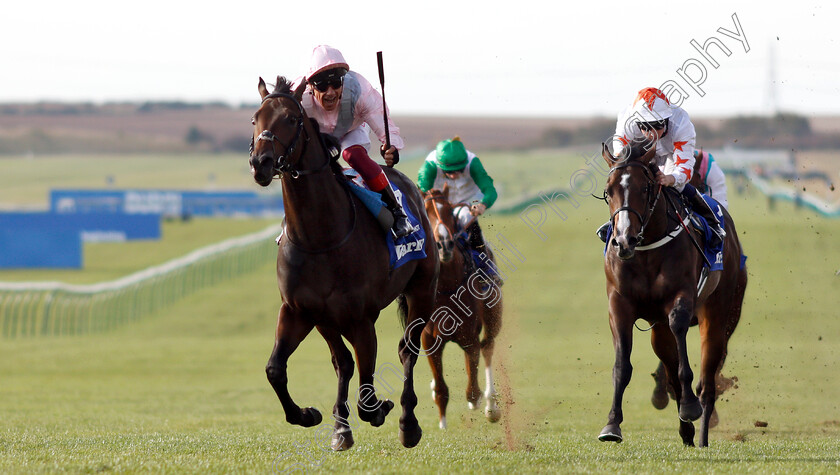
[391,216,416,238]
[596,222,609,243]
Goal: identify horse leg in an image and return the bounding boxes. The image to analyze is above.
[650,361,670,410]
[650,324,695,446]
[422,329,449,429]
[696,308,729,448]
[347,318,395,429]
[265,304,321,427]
[599,297,634,443]
[315,326,356,451]
[397,292,434,448]
[479,305,502,423]
[463,339,482,411]
[666,295,702,422]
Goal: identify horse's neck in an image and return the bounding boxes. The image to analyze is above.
[281,159,352,247]
[643,193,673,242]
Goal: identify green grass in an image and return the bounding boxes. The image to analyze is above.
[1,152,840,473]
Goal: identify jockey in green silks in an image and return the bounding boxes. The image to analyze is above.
[418,136,501,284]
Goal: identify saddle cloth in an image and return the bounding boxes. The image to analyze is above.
[343,169,426,269]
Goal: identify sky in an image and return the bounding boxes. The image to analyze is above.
[3,0,840,119]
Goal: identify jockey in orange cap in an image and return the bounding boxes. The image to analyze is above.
[294,45,415,238]
[597,87,726,247]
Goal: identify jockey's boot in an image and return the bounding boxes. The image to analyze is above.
[379,182,416,239]
[684,184,726,248]
[596,221,610,243]
[467,221,503,286]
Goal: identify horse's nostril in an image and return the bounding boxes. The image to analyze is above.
[628,236,638,247]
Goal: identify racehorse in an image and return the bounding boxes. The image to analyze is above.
[422,186,502,429]
[249,76,439,451]
[597,143,747,447]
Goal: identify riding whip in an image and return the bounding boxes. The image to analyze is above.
[376,51,398,165]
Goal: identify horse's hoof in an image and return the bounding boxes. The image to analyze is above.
[651,383,669,410]
[598,424,623,443]
[485,405,502,423]
[331,429,354,451]
[467,393,483,411]
[679,399,703,422]
[372,400,394,427]
[399,425,423,448]
[301,407,322,427]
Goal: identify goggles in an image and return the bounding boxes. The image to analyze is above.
[637,119,668,132]
[310,69,347,92]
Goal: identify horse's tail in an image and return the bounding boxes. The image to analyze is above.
[396,294,409,330]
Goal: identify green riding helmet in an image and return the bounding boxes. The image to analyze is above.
[435,137,468,172]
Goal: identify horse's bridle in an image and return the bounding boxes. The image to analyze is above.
[250,92,329,179]
[606,161,662,244]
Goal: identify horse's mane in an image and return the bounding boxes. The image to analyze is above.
[273,76,294,95]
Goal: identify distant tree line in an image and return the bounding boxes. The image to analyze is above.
[538,112,839,150]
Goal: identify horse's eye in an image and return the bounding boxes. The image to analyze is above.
[251,117,256,125]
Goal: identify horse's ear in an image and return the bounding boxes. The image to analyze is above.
[293,78,307,102]
[258,77,269,100]
[601,142,616,167]
[441,182,449,198]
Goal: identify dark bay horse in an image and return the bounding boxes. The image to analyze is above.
[598,144,747,447]
[249,76,439,451]
[422,186,502,429]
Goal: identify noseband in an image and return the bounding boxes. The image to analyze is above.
[606,161,662,243]
[250,92,328,179]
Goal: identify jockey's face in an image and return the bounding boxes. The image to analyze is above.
[313,83,342,111]
[310,68,345,112]
[443,169,464,180]
[641,127,666,142]
[638,120,667,142]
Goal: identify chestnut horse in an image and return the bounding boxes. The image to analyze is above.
[249,76,439,451]
[598,144,747,447]
[422,186,502,429]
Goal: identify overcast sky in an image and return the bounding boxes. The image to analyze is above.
[3,0,839,118]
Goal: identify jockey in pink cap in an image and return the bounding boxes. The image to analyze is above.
[293,45,414,238]
[598,87,726,247]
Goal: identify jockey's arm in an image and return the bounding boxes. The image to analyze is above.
[417,159,438,193]
[468,157,497,208]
